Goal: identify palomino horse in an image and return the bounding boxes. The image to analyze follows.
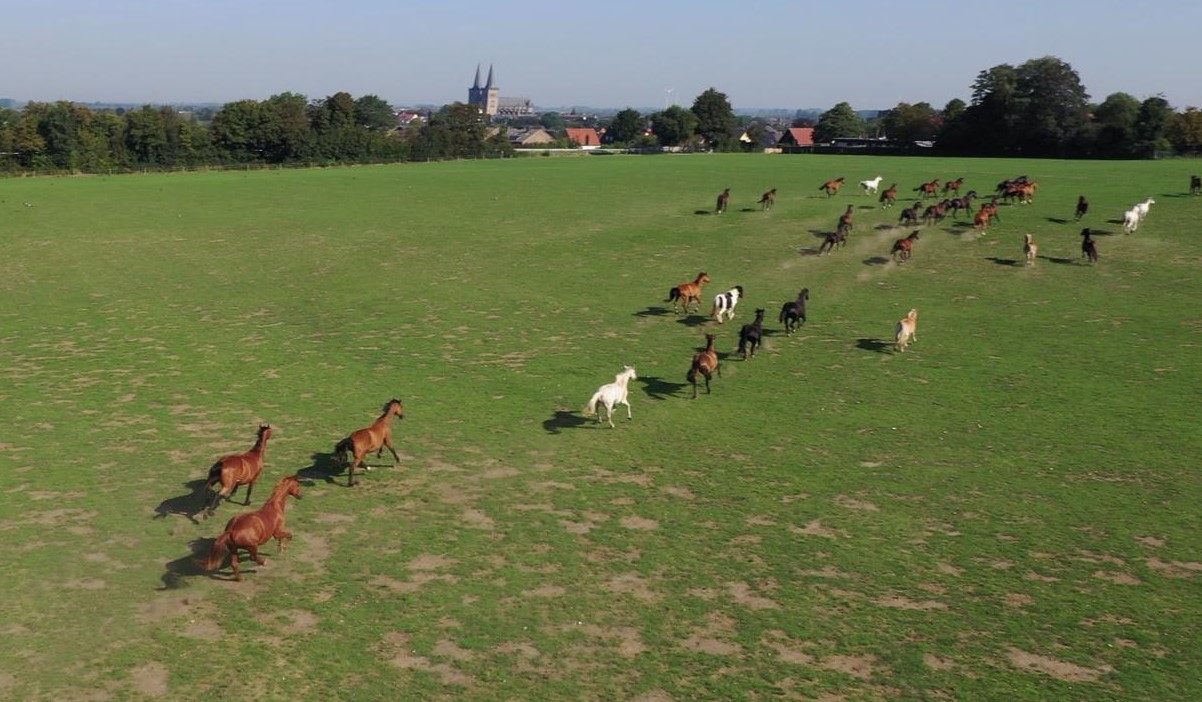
[1081,228,1098,263]
[198,475,302,581]
[737,308,766,359]
[859,176,883,195]
[715,188,730,214]
[201,424,272,519]
[687,333,720,398]
[890,231,920,263]
[894,309,918,353]
[914,179,940,198]
[819,177,846,197]
[779,288,809,335]
[711,285,744,324]
[942,177,965,195]
[334,398,404,487]
[1023,234,1038,265]
[1074,195,1089,221]
[758,188,777,210]
[879,184,898,208]
[666,272,710,314]
[583,366,636,428]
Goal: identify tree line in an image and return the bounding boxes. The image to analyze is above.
[3,56,1201,174]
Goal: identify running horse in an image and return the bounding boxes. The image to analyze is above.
[942,177,965,195]
[1081,228,1098,264]
[859,176,884,195]
[737,308,766,359]
[1074,195,1089,222]
[201,424,272,519]
[583,366,637,428]
[687,333,721,398]
[890,231,920,263]
[894,309,919,353]
[1191,175,1201,196]
[779,288,809,335]
[198,475,303,581]
[1023,234,1038,265]
[334,398,405,487]
[715,188,730,214]
[758,188,777,210]
[666,272,711,314]
[818,227,848,255]
[914,179,940,199]
[819,177,846,197]
[879,183,898,208]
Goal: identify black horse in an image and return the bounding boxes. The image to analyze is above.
[817,225,849,254]
[1191,176,1201,196]
[737,308,766,359]
[1081,228,1098,264]
[779,289,809,335]
[898,201,922,227]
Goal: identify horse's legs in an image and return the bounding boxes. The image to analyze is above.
[384,437,401,464]
[622,399,632,421]
[229,548,242,581]
[247,544,265,567]
[275,530,293,553]
[243,482,254,506]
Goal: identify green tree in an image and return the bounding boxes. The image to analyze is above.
[211,99,278,162]
[1092,92,1141,157]
[1135,96,1174,155]
[1167,107,1202,153]
[354,95,395,131]
[691,87,736,151]
[1013,56,1090,155]
[813,102,864,143]
[266,92,314,162]
[650,105,697,147]
[606,108,643,144]
[539,112,565,132]
[408,102,488,160]
[124,105,167,165]
[880,102,939,142]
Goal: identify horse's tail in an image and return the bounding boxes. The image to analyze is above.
[778,306,787,324]
[583,391,601,417]
[665,287,680,303]
[204,460,223,488]
[709,302,719,319]
[334,437,354,466]
[197,532,231,572]
[686,357,700,385]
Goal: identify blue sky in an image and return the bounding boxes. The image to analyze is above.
[5,0,1201,111]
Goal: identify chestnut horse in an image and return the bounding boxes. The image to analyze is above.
[891,231,920,262]
[819,177,846,197]
[779,288,809,335]
[879,183,898,208]
[666,272,711,314]
[687,333,720,398]
[334,399,405,487]
[758,188,777,210]
[201,424,272,519]
[942,177,964,195]
[715,188,730,214]
[198,475,302,581]
[914,179,940,198]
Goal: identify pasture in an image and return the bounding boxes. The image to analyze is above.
[1,153,1200,700]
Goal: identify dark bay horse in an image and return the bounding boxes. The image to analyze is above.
[198,475,302,581]
[779,288,809,335]
[715,188,730,214]
[891,231,920,262]
[737,308,766,359]
[819,177,846,197]
[898,201,922,227]
[666,272,711,314]
[201,424,272,519]
[334,399,405,487]
[879,184,898,208]
[818,225,849,255]
[687,333,720,398]
[1081,228,1098,264]
[758,188,777,210]
[1074,195,1089,221]
[1191,176,1201,196]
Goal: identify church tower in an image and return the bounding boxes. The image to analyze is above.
[468,64,500,117]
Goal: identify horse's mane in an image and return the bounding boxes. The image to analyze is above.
[381,398,403,414]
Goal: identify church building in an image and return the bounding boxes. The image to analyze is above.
[468,64,500,117]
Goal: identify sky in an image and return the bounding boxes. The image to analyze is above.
[4,0,1202,112]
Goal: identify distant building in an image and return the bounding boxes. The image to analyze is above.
[497,97,535,118]
[778,127,815,147]
[468,64,500,116]
[565,128,602,148]
[507,127,555,146]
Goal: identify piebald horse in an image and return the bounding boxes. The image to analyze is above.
[711,285,744,324]
[1023,234,1038,265]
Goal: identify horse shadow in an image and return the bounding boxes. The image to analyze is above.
[863,256,889,266]
[543,410,590,434]
[152,478,209,524]
[296,451,344,484]
[693,209,714,216]
[1046,217,1070,224]
[808,229,829,239]
[1088,228,1116,236]
[799,247,824,257]
[638,375,689,400]
[675,315,710,328]
[633,306,672,318]
[872,223,894,231]
[158,537,218,590]
[856,338,891,353]
[1106,218,1124,225]
[1039,255,1075,265]
[985,257,1022,267]
[738,207,758,213]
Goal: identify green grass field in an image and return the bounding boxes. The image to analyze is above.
[1,154,1200,701]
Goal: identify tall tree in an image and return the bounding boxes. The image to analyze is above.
[1092,92,1141,157]
[813,102,864,143]
[1012,56,1090,155]
[691,88,736,151]
[880,102,940,142]
[650,105,698,147]
[606,108,643,144]
[354,95,395,131]
[1135,96,1174,155]
[1167,107,1202,154]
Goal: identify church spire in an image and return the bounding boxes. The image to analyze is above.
[485,64,495,89]
[472,64,481,90]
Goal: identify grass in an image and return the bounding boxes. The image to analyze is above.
[1,154,1200,700]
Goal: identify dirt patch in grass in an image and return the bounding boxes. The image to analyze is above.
[1006,647,1112,682]
[1093,570,1141,585]
[522,585,566,598]
[822,653,877,680]
[834,495,878,511]
[761,630,814,665]
[433,639,475,661]
[605,572,661,602]
[874,595,947,611]
[790,519,843,539]
[460,508,495,530]
[620,516,659,530]
[728,582,780,610]
[129,662,169,698]
[380,632,475,688]
[680,612,742,656]
[1145,557,1202,578]
[924,653,956,670]
[409,553,456,571]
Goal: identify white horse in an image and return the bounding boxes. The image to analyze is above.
[710,285,744,324]
[1122,207,1140,234]
[1134,197,1155,221]
[859,176,883,195]
[583,366,636,428]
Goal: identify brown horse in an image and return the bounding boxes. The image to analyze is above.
[891,231,920,262]
[837,204,854,232]
[201,424,272,519]
[715,188,730,214]
[942,177,964,195]
[334,399,405,487]
[758,188,777,210]
[898,201,922,227]
[972,208,991,233]
[687,333,720,398]
[819,177,845,197]
[914,179,940,198]
[818,225,849,255]
[879,184,898,208]
[666,272,711,314]
[1074,195,1089,221]
[198,475,302,581]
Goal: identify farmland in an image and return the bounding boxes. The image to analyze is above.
[1,154,1200,701]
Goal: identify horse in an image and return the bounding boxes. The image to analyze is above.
[891,231,920,263]
[837,204,854,232]
[198,475,302,581]
[914,179,940,198]
[1121,207,1140,235]
[819,177,846,197]
[1081,228,1098,263]
[711,285,744,324]
[737,309,766,359]
[1074,195,1089,222]
[1191,175,1201,196]
[201,424,272,519]
[972,208,991,234]
[333,398,405,487]
[758,188,777,210]
[879,184,898,208]
[778,288,809,335]
[894,309,918,353]
[942,177,965,195]
[818,225,849,255]
[996,175,1029,194]
[859,176,883,195]
[921,200,950,226]
[687,333,720,398]
[666,272,711,314]
[898,201,922,227]
[1134,197,1155,221]
[583,366,636,428]
[948,191,977,219]
[715,188,730,214]
[1023,234,1038,265]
